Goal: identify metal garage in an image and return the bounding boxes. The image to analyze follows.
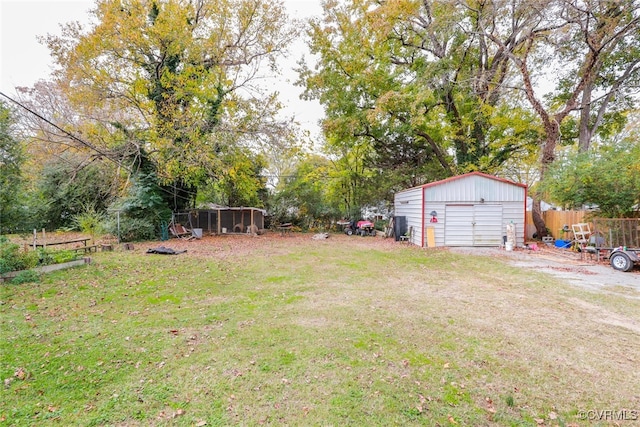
[394,172,527,248]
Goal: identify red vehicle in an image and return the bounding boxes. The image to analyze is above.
[342,220,376,236]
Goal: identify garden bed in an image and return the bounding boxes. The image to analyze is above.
[0,257,91,283]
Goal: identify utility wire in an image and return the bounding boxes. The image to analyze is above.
[1,90,120,168]
[0,89,197,204]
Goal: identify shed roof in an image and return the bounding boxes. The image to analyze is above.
[397,171,526,195]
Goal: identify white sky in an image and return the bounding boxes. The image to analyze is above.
[0,0,325,138]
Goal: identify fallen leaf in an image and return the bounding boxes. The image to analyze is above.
[448,415,457,424]
[14,368,26,380]
[548,412,557,420]
[195,421,207,427]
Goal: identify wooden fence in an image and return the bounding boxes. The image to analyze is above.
[525,210,587,239]
[525,211,640,248]
[592,218,640,249]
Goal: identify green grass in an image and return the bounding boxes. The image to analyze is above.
[1,235,639,426]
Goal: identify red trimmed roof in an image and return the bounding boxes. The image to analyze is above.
[398,171,527,194]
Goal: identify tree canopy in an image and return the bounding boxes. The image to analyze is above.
[0,101,24,234]
[3,0,640,235]
[41,0,298,202]
[299,0,640,229]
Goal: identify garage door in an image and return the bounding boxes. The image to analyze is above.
[445,204,503,246]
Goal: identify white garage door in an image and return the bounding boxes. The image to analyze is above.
[445,204,503,246]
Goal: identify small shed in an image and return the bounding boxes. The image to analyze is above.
[174,206,267,235]
[394,172,527,248]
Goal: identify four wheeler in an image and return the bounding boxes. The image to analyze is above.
[609,247,639,272]
[342,220,377,237]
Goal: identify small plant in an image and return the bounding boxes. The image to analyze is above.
[105,217,156,242]
[10,269,40,285]
[505,394,515,407]
[0,236,39,274]
[74,204,106,241]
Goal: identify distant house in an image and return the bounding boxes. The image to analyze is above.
[394,172,527,248]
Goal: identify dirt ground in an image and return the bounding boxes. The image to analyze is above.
[13,230,640,296]
[451,243,640,295]
[147,232,640,296]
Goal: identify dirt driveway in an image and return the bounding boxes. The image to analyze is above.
[451,245,640,295]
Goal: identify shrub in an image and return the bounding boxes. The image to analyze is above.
[74,204,106,237]
[105,217,157,242]
[10,270,40,285]
[0,237,38,274]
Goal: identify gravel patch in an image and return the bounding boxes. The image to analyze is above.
[450,245,640,295]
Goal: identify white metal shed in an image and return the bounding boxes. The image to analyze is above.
[394,172,527,248]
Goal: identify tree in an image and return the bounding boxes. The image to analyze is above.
[270,154,340,228]
[482,0,640,236]
[561,0,640,152]
[540,141,640,217]
[300,0,543,191]
[40,0,298,208]
[0,101,24,234]
[31,153,117,230]
[201,146,268,207]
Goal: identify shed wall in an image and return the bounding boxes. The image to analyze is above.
[396,174,526,248]
[424,175,525,204]
[394,187,424,245]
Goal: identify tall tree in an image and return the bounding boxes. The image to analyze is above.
[0,101,24,234]
[41,0,297,207]
[560,0,640,152]
[300,0,540,196]
[482,0,640,235]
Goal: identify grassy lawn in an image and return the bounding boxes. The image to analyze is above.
[2,234,639,426]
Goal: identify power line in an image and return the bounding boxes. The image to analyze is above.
[0,89,197,205]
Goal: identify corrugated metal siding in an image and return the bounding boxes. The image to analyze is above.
[398,174,526,248]
[444,205,474,246]
[425,175,525,203]
[424,202,447,247]
[502,201,525,247]
[443,204,503,246]
[472,204,504,246]
[394,188,423,245]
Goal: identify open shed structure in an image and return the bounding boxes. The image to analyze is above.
[394,172,527,248]
[174,207,267,235]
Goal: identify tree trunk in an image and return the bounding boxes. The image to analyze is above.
[531,198,547,238]
[578,83,593,153]
[531,121,561,238]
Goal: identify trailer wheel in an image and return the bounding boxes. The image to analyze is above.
[346,228,353,236]
[610,252,634,272]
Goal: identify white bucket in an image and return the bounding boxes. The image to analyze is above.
[221,227,227,234]
[192,228,203,239]
[505,242,514,251]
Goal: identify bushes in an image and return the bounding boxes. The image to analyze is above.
[0,237,80,285]
[0,236,38,274]
[105,217,157,242]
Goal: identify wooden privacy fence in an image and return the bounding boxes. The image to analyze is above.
[525,210,587,239]
[526,211,640,248]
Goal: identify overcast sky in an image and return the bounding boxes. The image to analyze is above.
[0,0,324,138]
